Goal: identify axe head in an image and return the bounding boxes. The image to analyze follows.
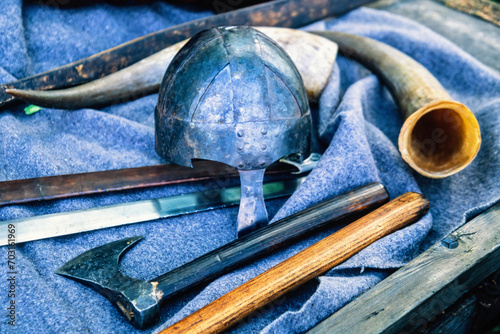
[56,236,160,329]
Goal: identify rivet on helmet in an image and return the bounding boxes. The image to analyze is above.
[155,26,312,236]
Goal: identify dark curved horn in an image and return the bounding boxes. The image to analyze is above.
[6,28,338,109]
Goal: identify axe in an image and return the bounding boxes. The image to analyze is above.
[56,182,389,329]
[163,191,429,333]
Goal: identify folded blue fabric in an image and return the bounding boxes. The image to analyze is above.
[0,2,499,333]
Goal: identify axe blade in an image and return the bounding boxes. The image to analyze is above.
[56,236,160,328]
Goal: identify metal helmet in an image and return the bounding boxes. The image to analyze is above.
[155,26,312,236]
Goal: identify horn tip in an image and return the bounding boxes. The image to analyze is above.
[5,88,24,97]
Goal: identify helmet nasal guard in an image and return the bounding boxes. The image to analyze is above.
[155,26,311,236]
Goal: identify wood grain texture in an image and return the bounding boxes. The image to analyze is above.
[154,182,389,304]
[470,269,500,333]
[428,295,477,334]
[436,0,500,26]
[308,202,500,334]
[160,192,429,334]
[0,160,296,207]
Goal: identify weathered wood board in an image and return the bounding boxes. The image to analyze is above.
[428,295,477,334]
[308,202,500,334]
[436,0,500,26]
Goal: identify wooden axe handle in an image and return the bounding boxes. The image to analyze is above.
[161,192,430,333]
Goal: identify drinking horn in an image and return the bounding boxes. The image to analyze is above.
[8,29,481,178]
[312,31,481,178]
[5,27,338,108]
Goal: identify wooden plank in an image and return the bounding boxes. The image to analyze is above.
[428,295,477,334]
[470,269,500,333]
[436,0,500,26]
[308,202,500,334]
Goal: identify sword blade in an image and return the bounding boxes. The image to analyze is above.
[0,176,305,246]
[0,160,296,207]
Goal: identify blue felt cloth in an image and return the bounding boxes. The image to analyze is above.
[1,2,499,333]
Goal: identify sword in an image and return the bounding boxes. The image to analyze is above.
[0,153,319,207]
[0,176,306,246]
[0,154,319,245]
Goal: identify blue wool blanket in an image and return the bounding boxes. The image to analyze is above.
[0,1,499,333]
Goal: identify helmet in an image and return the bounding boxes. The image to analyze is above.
[155,26,311,235]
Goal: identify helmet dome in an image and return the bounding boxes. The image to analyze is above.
[155,26,311,170]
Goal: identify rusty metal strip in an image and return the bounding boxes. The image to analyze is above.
[0,160,298,207]
[0,0,376,109]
